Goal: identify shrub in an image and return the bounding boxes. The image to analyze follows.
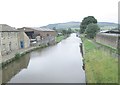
[15,53,21,59]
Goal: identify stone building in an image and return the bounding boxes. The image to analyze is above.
[18,27,56,45]
[0,31,1,57]
[0,30,2,64]
[18,32,30,49]
[0,24,30,56]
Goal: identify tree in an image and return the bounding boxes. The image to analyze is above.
[85,23,100,38]
[80,16,97,33]
[75,29,80,33]
[62,29,67,35]
[67,28,72,34]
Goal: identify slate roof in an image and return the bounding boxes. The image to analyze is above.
[100,29,120,34]
[18,27,55,32]
[34,27,55,31]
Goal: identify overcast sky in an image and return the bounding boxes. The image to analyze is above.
[0,0,119,28]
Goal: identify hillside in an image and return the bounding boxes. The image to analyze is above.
[40,21,117,29]
[41,22,80,29]
[98,22,117,27]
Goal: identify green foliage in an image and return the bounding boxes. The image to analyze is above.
[80,24,86,33]
[56,35,64,43]
[80,16,97,33]
[74,29,80,32]
[61,28,73,35]
[67,28,72,34]
[15,53,21,59]
[62,29,67,35]
[83,38,96,52]
[85,23,100,38]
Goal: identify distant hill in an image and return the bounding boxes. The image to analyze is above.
[40,21,117,29]
[98,22,117,27]
[41,21,80,29]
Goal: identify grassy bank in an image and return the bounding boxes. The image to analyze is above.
[55,35,64,43]
[82,38,118,84]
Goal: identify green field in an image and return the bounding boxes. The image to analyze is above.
[82,38,118,83]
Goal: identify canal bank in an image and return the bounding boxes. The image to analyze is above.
[1,34,68,68]
[1,33,85,83]
[81,37,118,84]
[0,45,48,68]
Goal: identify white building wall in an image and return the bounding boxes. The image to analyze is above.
[23,32,30,48]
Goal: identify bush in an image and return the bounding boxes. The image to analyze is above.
[15,53,21,59]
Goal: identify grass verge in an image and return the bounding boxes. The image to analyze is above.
[82,38,118,84]
[55,35,64,43]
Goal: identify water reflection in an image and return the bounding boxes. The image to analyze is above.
[1,54,30,83]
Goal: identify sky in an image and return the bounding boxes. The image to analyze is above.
[0,0,119,28]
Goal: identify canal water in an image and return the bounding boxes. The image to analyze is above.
[2,33,85,83]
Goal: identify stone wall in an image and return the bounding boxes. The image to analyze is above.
[1,31,30,55]
[38,31,56,39]
[95,33,119,49]
[0,31,2,85]
[1,32,19,55]
[18,32,30,49]
[23,32,30,48]
[0,32,1,57]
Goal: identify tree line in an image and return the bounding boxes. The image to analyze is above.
[53,27,73,35]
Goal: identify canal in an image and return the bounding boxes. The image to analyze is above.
[2,33,85,83]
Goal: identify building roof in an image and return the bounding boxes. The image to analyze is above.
[0,24,19,32]
[34,27,55,32]
[97,32,120,37]
[100,29,120,34]
[100,30,109,33]
[18,27,55,32]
